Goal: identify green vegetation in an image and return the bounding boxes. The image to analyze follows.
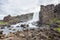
[46,18,60,25]
[0,21,8,25]
[50,18,57,24]
[54,28,60,33]
[45,18,57,25]
[56,20,60,24]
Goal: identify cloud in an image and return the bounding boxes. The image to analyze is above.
[39,0,60,5]
[0,0,39,15]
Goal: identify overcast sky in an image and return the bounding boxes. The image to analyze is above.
[0,0,60,19]
[0,0,39,15]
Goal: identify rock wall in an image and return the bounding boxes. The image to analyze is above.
[54,4,60,19]
[39,4,55,24]
[3,13,33,24]
[39,4,60,25]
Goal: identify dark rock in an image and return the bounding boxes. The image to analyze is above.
[0,31,3,34]
[21,24,25,28]
[1,27,5,29]
[50,23,58,28]
[16,26,20,27]
[7,25,11,28]
[3,15,11,22]
[20,24,29,28]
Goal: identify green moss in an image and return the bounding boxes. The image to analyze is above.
[54,28,60,33]
[0,21,8,25]
[56,20,60,24]
[50,18,57,24]
[45,18,57,25]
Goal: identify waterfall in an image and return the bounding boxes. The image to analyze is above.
[32,12,39,22]
[27,12,39,23]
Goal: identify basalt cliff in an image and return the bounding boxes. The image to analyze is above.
[39,4,60,25]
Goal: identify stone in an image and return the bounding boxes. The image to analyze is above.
[39,4,60,25]
[39,4,55,24]
[3,15,11,22]
[1,27,5,29]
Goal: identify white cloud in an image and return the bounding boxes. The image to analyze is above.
[0,0,39,15]
[39,0,60,5]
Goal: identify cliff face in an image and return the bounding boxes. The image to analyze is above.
[39,4,55,24]
[54,4,60,18]
[3,13,33,24]
[39,4,60,24]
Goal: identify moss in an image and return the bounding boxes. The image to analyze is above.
[0,21,8,25]
[54,28,60,33]
[56,20,60,24]
[50,18,57,24]
[48,18,60,24]
[45,18,57,25]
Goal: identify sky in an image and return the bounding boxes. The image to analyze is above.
[0,0,60,20]
[39,0,60,5]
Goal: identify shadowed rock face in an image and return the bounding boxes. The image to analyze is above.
[3,15,11,22]
[39,4,60,24]
[54,4,60,18]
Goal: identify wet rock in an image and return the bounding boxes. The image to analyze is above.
[1,27,5,29]
[0,31,3,34]
[12,29,16,31]
[7,25,11,28]
[21,24,25,27]
[16,26,20,27]
[0,31,5,39]
[21,24,29,28]
[9,28,12,30]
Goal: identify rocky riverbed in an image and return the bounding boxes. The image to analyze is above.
[0,26,60,40]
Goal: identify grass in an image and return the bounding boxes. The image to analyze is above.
[56,20,60,24]
[50,18,57,24]
[0,21,8,25]
[47,18,60,25]
[54,28,60,33]
[45,18,57,25]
